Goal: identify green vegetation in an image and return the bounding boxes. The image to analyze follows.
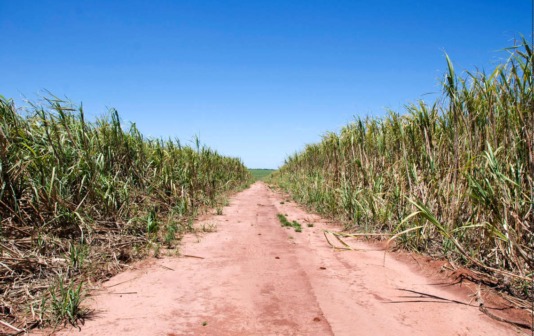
[277,214,302,232]
[49,278,86,327]
[249,168,276,181]
[270,40,533,299]
[0,95,251,328]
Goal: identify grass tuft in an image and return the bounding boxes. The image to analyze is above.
[49,278,87,328]
[277,214,302,232]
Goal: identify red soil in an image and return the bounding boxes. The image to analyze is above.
[56,182,531,335]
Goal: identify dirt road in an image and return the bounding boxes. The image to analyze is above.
[59,182,525,335]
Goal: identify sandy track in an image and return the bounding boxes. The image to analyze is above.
[58,182,524,335]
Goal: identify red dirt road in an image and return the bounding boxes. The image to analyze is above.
[59,182,526,335]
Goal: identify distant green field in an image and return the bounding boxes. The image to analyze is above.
[249,169,276,181]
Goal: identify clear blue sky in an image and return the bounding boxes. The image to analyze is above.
[1,1,531,168]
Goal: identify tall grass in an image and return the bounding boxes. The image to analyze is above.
[0,95,251,328]
[270,39,533,298]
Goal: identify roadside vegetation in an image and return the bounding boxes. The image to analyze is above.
[269,40,533,301]
[249,169,276,181]
[0,96,251,331]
